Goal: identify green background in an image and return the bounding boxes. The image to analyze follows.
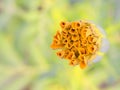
[0,0,120,90]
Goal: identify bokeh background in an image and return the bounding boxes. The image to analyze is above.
[0,0,120,90]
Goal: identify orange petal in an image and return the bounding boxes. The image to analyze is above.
[75,21,81,28]
[73,41,80,48]
[64,23,71,30]
[65,51,75,60]
[60,21,68,28]
[69,28,78,35]
[71,22,76,29]
[71,34,79,41]
[87,44,97,54]
[61,30,68,37]
[88,35,98,44]
[65,42,72,49]
[54,31,61,40]
[64,49,70,58]
[78,47,86,55]
[62,38,69,45]
[50,44,63,49]
[80,61,87,69]
[81,28,92,38]
[56,50,65,58]
[81,38,87,46]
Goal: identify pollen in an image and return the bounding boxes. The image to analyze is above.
[50,20,103,69]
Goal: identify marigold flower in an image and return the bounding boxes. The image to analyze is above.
[50,20,109,69]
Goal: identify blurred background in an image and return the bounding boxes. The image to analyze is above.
[0,0,120,90]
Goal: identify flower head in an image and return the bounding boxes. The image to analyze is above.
[50,20,109,69]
